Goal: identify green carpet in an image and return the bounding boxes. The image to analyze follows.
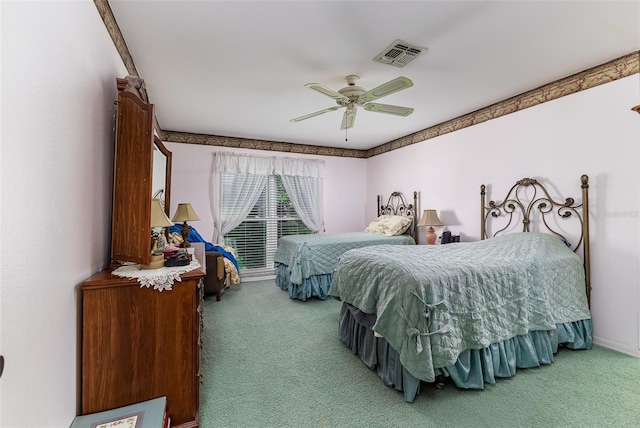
[200,280,640,428]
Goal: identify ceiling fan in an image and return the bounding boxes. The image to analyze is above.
[290,75,414,130]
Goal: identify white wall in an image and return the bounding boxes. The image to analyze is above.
[367,75,640,357]
[163,143,367,241]
[1,2,127,427]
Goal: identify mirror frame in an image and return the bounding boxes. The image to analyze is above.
[112,78,174,266]
[153,136,172,217]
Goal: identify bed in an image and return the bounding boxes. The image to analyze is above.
[274,191,418,301]
[328,175,592,402]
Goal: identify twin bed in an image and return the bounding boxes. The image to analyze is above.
[274,191,418,301]
[328,175,593,402]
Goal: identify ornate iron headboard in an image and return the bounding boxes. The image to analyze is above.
[377,191,419,242]
[480,175,591,306]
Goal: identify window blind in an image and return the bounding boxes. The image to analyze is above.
[223,174,313,277]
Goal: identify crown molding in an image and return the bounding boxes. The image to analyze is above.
[367,51,639,158]
[160,131,367,158]
[96,2,638,160]
[94,0,138,76]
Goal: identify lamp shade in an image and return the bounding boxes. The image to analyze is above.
[172,203,201,222]
[150,198,174,227]
[417,209,444,227]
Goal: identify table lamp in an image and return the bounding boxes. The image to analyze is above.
[172,203,201,248]
[142,198,174,269]
[417,209,444,245]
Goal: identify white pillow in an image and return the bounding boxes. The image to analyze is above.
[364,215,389,233]
[364,215,411,236]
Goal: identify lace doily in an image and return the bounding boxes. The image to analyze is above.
[112,259,201,291]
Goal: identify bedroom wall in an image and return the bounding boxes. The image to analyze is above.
[163,143,367,241]
[1,2,127,427]
[366,75,640,357]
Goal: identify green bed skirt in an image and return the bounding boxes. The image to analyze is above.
[338,302,593,402]
[275,263,332,301]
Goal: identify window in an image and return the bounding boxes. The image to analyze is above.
[223,174,313,276]
[212,153,325,273]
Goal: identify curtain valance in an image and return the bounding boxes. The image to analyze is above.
[213,153,326,178]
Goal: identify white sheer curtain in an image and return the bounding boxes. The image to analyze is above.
[211,154,271,244]
[216,173,267,243]
[275,156,325,232]
[211,153,326,243]
[280,175,324,232]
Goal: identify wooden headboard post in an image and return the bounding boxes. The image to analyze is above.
[481,175,591,307]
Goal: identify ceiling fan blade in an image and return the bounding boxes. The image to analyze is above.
[305,83,350,103]
[363,102,414,117]
[290,106,341,122]
[358,76,413,103]
[340,107,357,130]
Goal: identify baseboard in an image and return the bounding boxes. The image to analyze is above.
[593,336,640,358]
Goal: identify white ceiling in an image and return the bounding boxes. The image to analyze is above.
[109,1,640,151]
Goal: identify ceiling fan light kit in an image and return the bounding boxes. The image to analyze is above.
[291,74,415,131]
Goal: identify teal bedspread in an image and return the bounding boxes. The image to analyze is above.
[274,232,415,285]
[328,233,591,383]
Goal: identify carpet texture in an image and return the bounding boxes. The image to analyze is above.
[200,280,640,428]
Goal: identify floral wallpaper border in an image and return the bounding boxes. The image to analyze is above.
[96,1,639,160]
[94,0,138,76]
[368,51,639,158]
[160,131,368,158]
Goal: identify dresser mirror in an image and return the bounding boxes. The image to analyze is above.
[152,136,172,216]
[111,78,173,265]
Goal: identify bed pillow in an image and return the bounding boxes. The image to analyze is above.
[365,215,412,236]
[364,215,389,234]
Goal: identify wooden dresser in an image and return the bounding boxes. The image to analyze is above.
[81,245,205,428]
[81,77,204,427]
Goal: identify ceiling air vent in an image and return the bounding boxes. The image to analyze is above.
[373,40,427,68]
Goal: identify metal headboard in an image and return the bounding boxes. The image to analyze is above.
[377,191,419,242]
[480,175,591,306]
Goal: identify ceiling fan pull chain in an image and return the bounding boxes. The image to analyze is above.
[345,127,348,142]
